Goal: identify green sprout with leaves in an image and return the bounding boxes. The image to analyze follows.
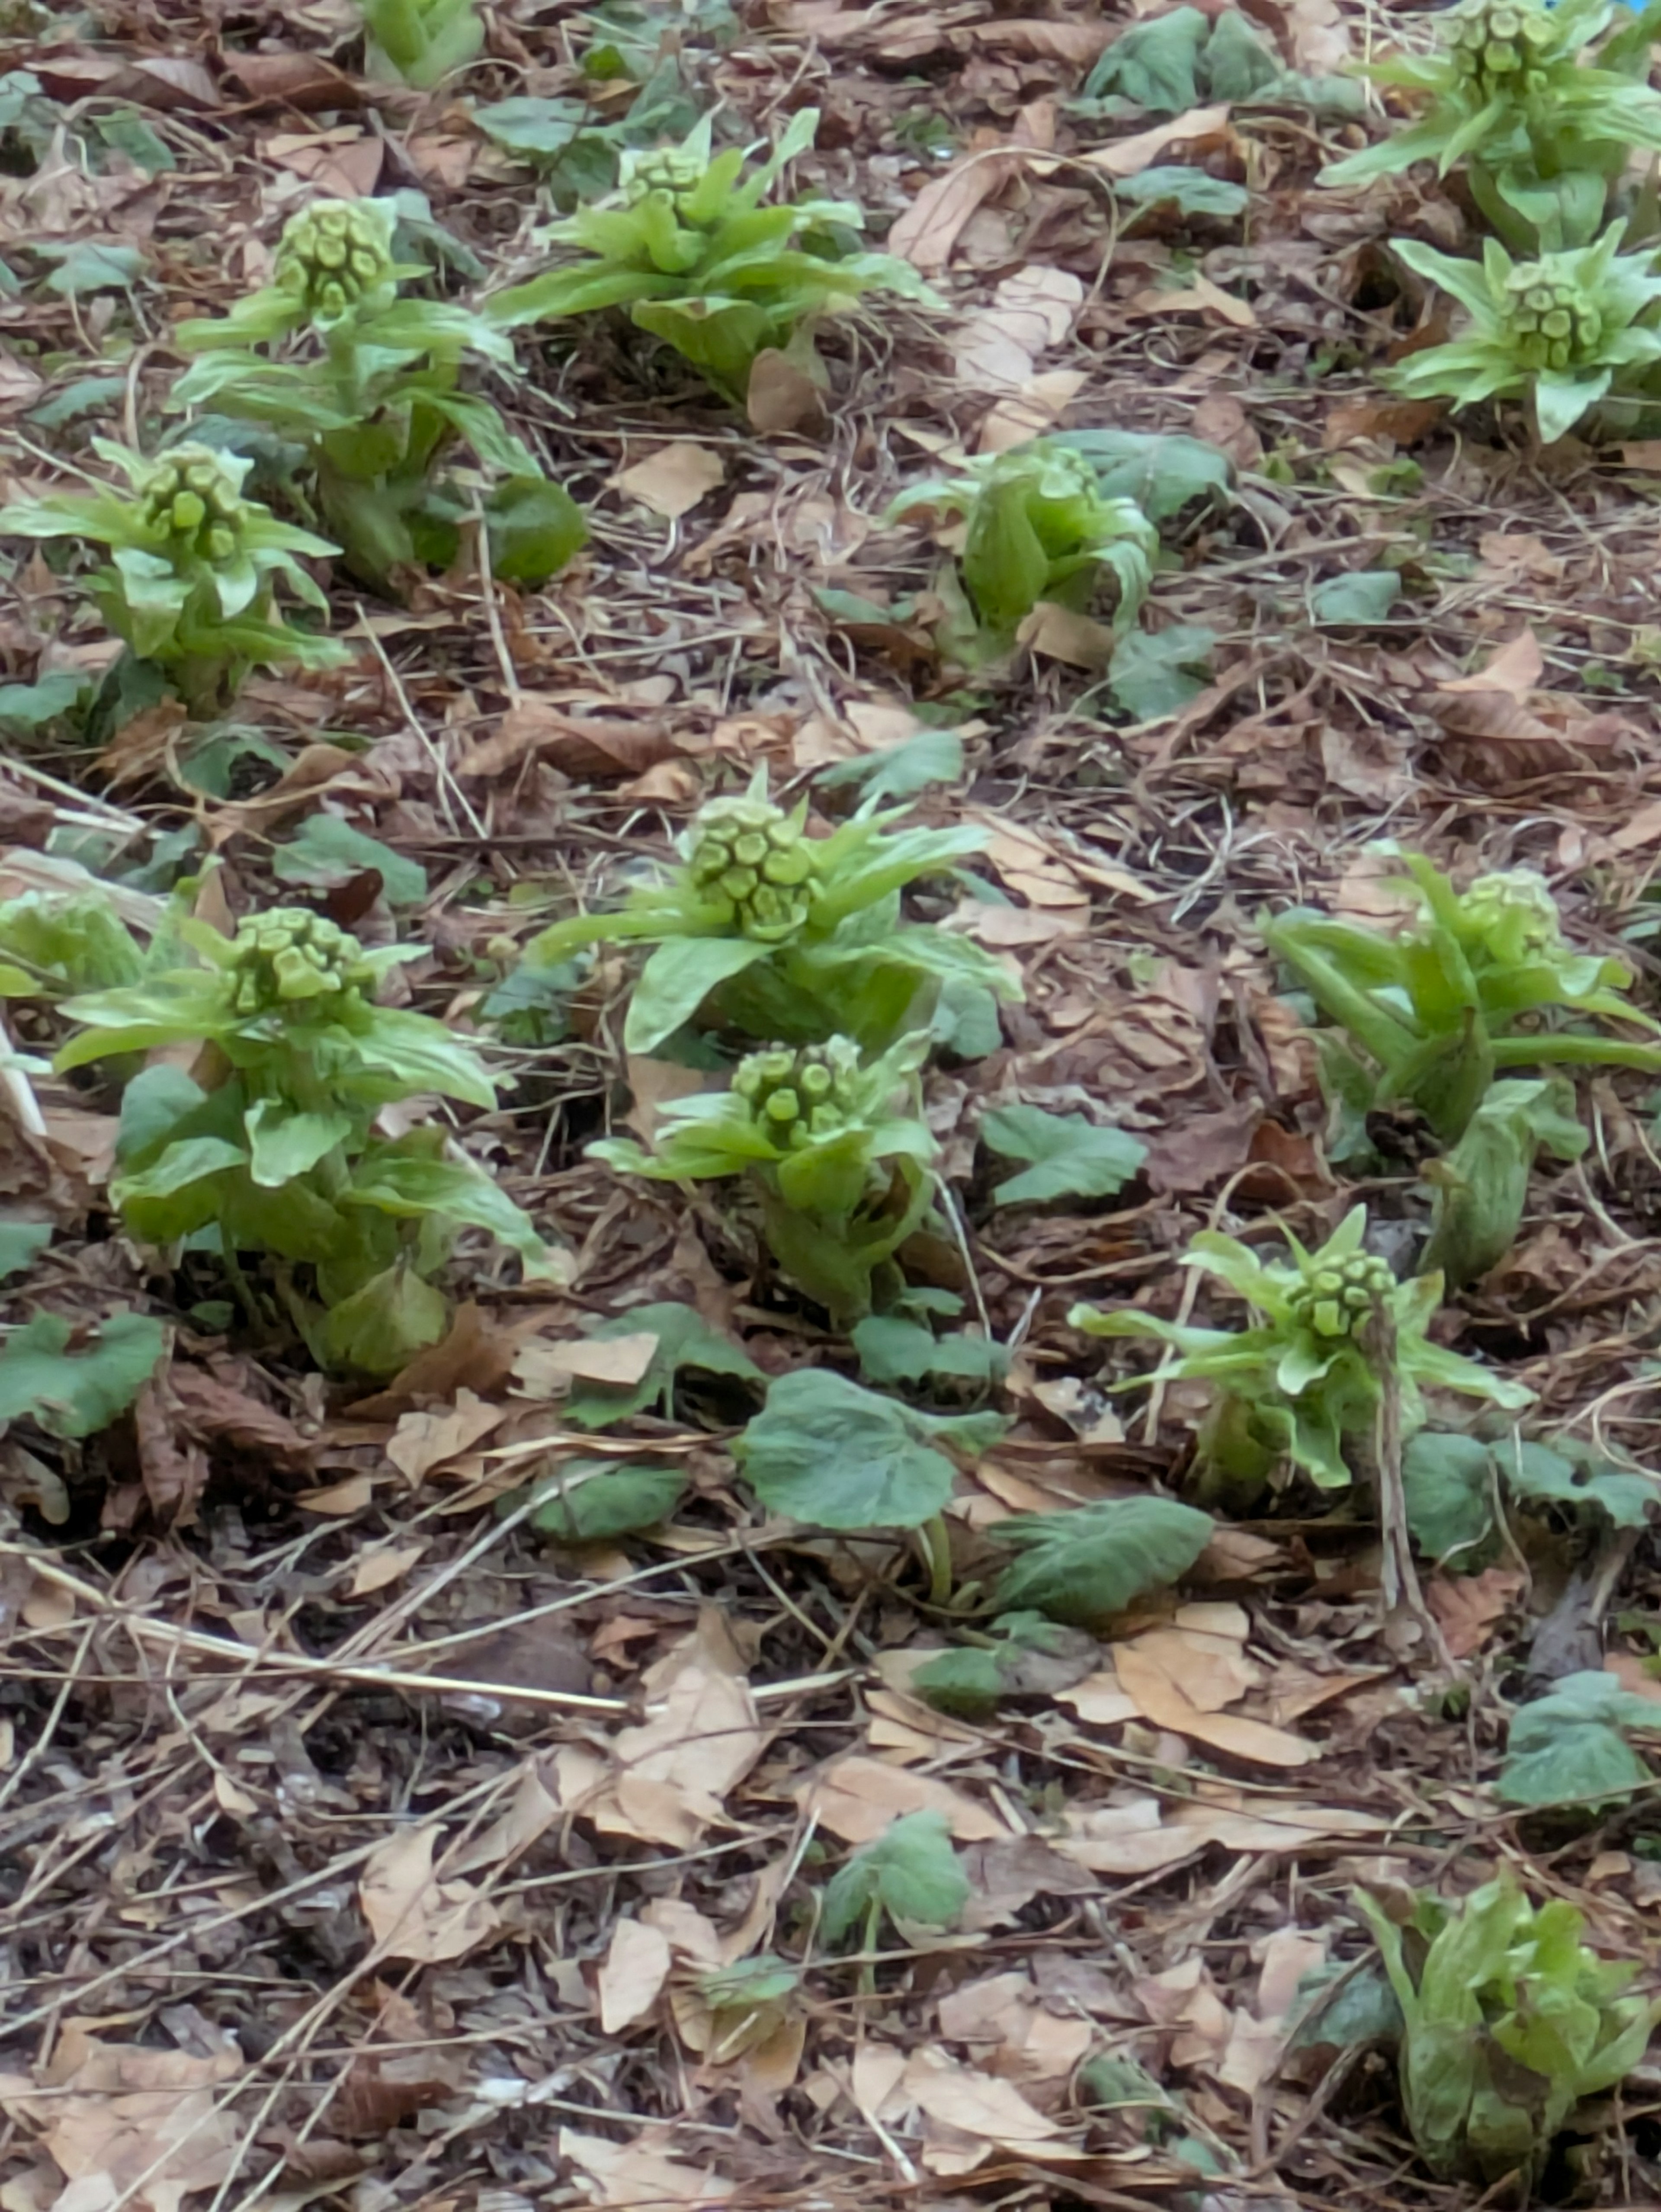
[1358,1875,1661,2183]
[524,769,1016,1055]
[820,1809,968,1982]
[1387,227,1661,444]
[592,1032,937,1325]
[359,0,484,90]
[1073,1206,1531,1493]
[56,907,556,1376]
[487,109,935,405]
[885,438,1160,662]
[1263,853,1661,1144]
[0,440,342,716]
[173,198,584,590]
[1324,0,1661,252]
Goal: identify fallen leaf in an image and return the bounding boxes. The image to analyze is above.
[1439,629,1543,699]
[386,1390,505,1484]
[598,1918,673,2032]
[802,1754,1005,1843]
[347,1539,427,1597]
[901,2047,1084,2171]
[614,442,726,519]
[561,2130,732,2209]
[1081,106,1234,179]
[358,1823,504,1962]
[747,349,825,435]
[1113,1638,1318,1768]
[1426,1565,1527,1658]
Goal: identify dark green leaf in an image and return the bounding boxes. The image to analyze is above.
[815,730,965,803]
[734,1369,1007,1531]
[527,1458,686,1541]
[272,815,429,906]
[982,1102,1147,1205]
[1113,167,1249,217]
[0,1222,51,1282]
[852,1314,1005,1387]
[35,240,145,297]
[1311,571,1401,625]
[0,1311,165,1437]
[910,1646,1011,1718]
[0,673,89,732]
[1403,1430,1496,1564]
[991,1494,1213,1628]
[27,376,128,431]
[1083,7,1208,111]
[1053,430,1232,520]
[1107,624,1218,719]
[820,1808,969,1944]
[472,95,591,158]
[485,473,588,586]
[563,1302,764,1429]
[1498,1671,1661,1808]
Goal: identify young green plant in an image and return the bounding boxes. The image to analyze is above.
[591,1032,936,1327]
[885,438,1159,663]
[1323,0,1661,253]
[173,199,584,590]
[820,1809,968,1988]
[487,109,935,405]
[1357,1875,1661,2182]
[57,907,557,1375]
[523,768,1017,1054]
[0,441,342,716]
[1073,1205,1531,1493]
[1386,226,1661,444]
[360,0,484,89]
[1263,853,1661,1143]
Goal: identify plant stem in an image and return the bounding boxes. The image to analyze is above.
[917,1513,953,1607]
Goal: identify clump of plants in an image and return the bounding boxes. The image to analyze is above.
[1386,227,1661,444]
[591,1032,937,1324]
[1074,1205,1531,1493]
[1263,853,1661,1144]
[359,0,483,89]
[0,440,343,716]
[1358,1875,1661,2182]
[173,198,584,590]
[1324,0,1661,253]
[885,438,1159,664]
[487,109,934,405]
[56,905,556,1375]
[523,769,1016,1055]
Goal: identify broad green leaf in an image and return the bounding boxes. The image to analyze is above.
[991,1494,1214,1628]
[485,472,588,586]
[1113,166,1250,216]
[733,1369,1007,1531]
[1402,1430,1496,1564]
[1108,624,1218,719]
[36,240,145,296]
[472,94,590,158]
[814,728,965,803]
[820,1809,969,1945]
[0,672,90,730]
[561,1302,764,1429]
[1082,6,1207,110]
[1498,1670,1661,1807]
[316,1260,449,1378]
[244,1100,353,1189]
[0,1311,165,1437]
[1311,570,1402,625]
[1504,1437,1656,1529]
[344,1150,558,1274]
[982,1102,1147,1205]
[852,1314,1006,1387]
[526,1458,686,1541]
[626,935,773,1053]
[1052,429,1232,520]
[272,815,429,906]
[909,1646,1011,1719]
[0,1221,51,1281]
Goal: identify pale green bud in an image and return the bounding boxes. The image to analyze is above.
[688,792,820,942]
[276,199,396,324]
[137,445,249,565]
[734,1038,861,1149]
[227,907,371,1017]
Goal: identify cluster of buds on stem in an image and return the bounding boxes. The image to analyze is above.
[1442,0,1558,95]
[276,199,397,324]
[1460,868,1565,963]
[1287,1250,1396,1341]
[732,1039,860,1148]
[618,143,709,214]
[227,910,373,1016]
[687,791,819,942]
[1499,259,1603,373]
[138,446,248,567]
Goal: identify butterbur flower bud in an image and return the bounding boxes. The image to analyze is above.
[228,908,370,1016]
[1501,259,1603,372]
[276,199,396,324]
[687,792,819,942]
[1289,1251,1395,1340]
[620,144,708,211]
[1443,0,1556,90]
[1460,869,1564,962]
[138,446,249,563]
[733,1038,860,1149]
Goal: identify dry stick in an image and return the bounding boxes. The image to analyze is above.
[355,606,488,842]
[1360,1297,1456,1675]
[469,492,523,707]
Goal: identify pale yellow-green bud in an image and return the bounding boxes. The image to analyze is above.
[688,793,819,942]
[1289,1250,1395,1340]
[275,199,396,324]
[227,908,371,1017]
[137,446,249,564]
[731,1038,860,1149]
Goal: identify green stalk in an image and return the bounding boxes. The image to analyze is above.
[917,1512,953,1607]
[1265,927,1418,1072]
[1490,1032,1661,1071]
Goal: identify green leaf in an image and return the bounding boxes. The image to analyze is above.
[485,472,588,586]
[244,1100,353,1189]
[1498,1671,1661,1808]
[1504,1438,1656,1530]
[626,936,773,1054]
[733,1369,1007,1531]
[982,1102,1147,1205]
[1113,166,1250,217]
[271,815,429,906]
[1108,623,1218,720]
[526,1458,686,1541]
[35,240,145,296]
[317,1260,450,1378]
[1082,6,1208,111]
[0,673,90,731]
[562,1302,764,1429]
[1311,571,1402,625]
[1403,1430,1496,1565]
[991,1494,1214,1628]
[1052,429,1232,521]
[820,1808,969,1945]
[0,1221,51,1281]
[814,729,965,803]
[0,1311,165,1437]
[472,94,590,159]
[909,1646,1012,1718]
[852,1314,1006,1387]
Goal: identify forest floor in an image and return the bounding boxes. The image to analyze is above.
[4,2,1661,2211]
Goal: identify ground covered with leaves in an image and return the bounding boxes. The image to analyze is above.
[9,2,1661,2211]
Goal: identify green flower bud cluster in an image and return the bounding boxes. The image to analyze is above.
[276,199,396,324]
[687,792,819,942]
[137,447,247,567]
[1288,1250,1396,1340]
[228,908,372,1016]
[620,144,709,214]
[1443,0,1558,94]
[1461,868,1564,959]
[732,1038,861,1148]
[1500,260,1603,372]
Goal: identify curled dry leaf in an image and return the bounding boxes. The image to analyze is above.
[358,1822,505,1963]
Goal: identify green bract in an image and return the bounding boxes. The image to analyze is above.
[1388,227,1661,444]
[55,907,558,1376]
[486,109,937,404]
[0,439,342,715]
[1323,0,1661,251]
[1263,851,1661,1141]
[1071,1205,1531,1491]
[524,768,1017,1055]
[1358,1876,1661,2181]
[172,198,585,590]
[360,0,484,91]
[885,438,1159,660]
[591,1032,937,1324]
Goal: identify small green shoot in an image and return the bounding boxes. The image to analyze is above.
[820,1809,969,1973]
[1420,1075,1587,1286]
[359,0,484,90]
